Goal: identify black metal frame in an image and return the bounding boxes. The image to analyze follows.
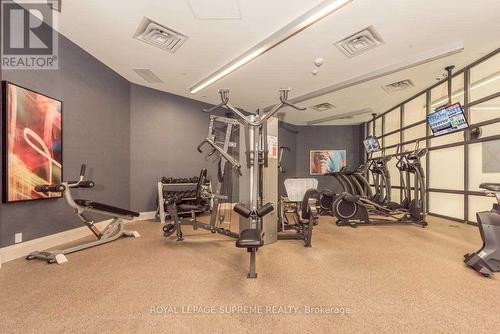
[365,47,500,225]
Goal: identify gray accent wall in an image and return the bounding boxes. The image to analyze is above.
[0,35,131,247]
[130,84,232,212]
[278,124,364,194]
[0,2,363,249]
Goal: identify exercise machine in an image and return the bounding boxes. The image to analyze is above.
[278,178,320,247]
[205,88,305,278]
[163,168,239,241]
[27,164,140,264]
[165,88,306,278]
[332,143,428,227]
[464,183,500,277]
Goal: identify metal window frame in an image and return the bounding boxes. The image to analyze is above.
[365,47,500,225]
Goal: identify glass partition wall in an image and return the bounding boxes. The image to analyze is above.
[365,48,500,224]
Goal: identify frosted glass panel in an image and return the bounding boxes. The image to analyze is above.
[468,195,497,223]
[468,140,500,191]
[429,192,464,219]
[430,131,464,147]
[470,96,500,124]
[375,117,383,137]
[384,146,398,156]
[391,188,401,204]
[470,53,500,102]
[404,123,426,143]
[387,158,400,186]
[384,133,400,148]
[385,108,401,133]
[478,123,500,137]
[430,74,465,110]
[404,94,426,126]
[429,146,464,189]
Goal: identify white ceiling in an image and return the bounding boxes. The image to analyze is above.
[53,0,500,125]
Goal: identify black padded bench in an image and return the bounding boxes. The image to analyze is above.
[74,199,140,217]
[235,229,264,248]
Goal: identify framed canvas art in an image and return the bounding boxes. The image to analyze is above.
[310,150,346,175]
[2,81,63,203]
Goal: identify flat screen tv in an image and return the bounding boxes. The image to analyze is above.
[363,136,381,153]
[427,102,469,137]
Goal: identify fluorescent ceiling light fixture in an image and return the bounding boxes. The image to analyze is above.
[430,71,500,108]
[190,0,353,94]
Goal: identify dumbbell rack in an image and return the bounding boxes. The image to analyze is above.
[156,181,212,224]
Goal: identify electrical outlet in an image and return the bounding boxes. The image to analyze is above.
[15,233,22,244]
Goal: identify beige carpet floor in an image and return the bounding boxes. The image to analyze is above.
[1,215,499,333]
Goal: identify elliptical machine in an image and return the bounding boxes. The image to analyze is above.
[332,143,428,228]
[464,183,500,277]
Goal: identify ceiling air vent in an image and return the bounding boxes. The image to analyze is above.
[310,102,336,112]
[133,69,164,84]
[134,17,188,53]
[382,79,414,93]
[336,26,383,58]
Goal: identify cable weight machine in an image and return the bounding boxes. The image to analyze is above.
[203,88,305,278]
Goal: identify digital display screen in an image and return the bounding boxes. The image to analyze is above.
[363,136,381,153]
[427,102,469,137]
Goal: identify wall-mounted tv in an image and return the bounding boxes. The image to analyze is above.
[427,102,469,137]
[363,136,381,153]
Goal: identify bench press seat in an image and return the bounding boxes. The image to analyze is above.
[236,229,263,248]
[74,199,140,217]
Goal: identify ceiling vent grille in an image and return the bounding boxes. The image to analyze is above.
[133,69,164,84]
[134,17,188,53]
[310,102,336,112]
[383,79,414,93]
[336,26,383,57]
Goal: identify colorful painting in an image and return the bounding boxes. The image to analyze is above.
[310,150,346,175]
[2,81,62,203]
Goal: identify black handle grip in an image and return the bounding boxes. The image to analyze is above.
[233,204,251,219]
[34,184,66,193]
[256,202,274,218]
[80,164,86,177]
[77,180,95,188]
[197,140,207,153]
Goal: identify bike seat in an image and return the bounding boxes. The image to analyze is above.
[479,183,500,192]
[74,199,140,217]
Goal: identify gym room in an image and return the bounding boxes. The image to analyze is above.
[0,0,499,332]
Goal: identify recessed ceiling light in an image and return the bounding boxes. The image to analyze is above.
[190,0,353,94]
